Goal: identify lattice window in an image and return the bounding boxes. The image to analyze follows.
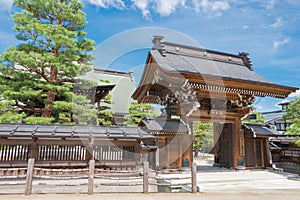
[38,145,86,161]
[93,145,135,161]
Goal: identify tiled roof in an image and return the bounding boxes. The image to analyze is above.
[243,124,281,137]
[140,117,189,133]
[0,123,155,139]
[150,41,276,85]
[261,110,284,124]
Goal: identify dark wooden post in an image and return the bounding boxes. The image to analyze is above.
[88,160,95,195]
[192,162,197,193]
[254,139,257,167]
[143,161,149,194]
[85,139,94,161]
[25,158,35,195]
[261,140,265,168]
[213,123,220,165]
[29,142,38,160]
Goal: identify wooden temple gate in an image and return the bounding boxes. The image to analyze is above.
[132,36,297,169]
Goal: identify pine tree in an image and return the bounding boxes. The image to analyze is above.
[124,101,157,126]
[0,0,94,123]
[193,122,214,157]
[283,97,300,146]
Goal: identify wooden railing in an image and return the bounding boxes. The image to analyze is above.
[0,144,136,166]
[0,159,198,195]
[0,145,29,162]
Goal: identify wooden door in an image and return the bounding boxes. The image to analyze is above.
[219,123,234,168]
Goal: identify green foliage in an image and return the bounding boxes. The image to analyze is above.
[0,100,25,123]
[23,116,55,124]
[283,98,300,125]
[242,111,265,124]
[0,0,94,123]
[97,93,114,126]
[124,101,157,126]
[72,95,97,125]
[193,122,214,156]
[283,98,300,146]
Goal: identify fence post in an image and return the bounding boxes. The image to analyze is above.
[25,158,35,195]
[192,162,197,193]
[88,160,95,195]
[143,161,149,194]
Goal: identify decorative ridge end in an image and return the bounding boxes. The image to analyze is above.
[239,52,253,71]
[152,35,166,57]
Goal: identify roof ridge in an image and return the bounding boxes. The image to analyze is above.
[163,41,241,58]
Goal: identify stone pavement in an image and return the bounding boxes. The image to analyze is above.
[1,153,299,195]
[195,153,300,192]
[1,190,300,200]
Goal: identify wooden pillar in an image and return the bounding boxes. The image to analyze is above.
[178,135,182,169]
[25,158,35,195]
[213,123,220,164]
[188,120,194,168]
[88,160,95,195]
[189,135,193,168]
[29,142,38,160]
[254,139,257,167]
[155,147,160,170]
[191,162,197,193]
[135,139,142,166]
[233,119,241,168]
[143,161,149,194]
[261,140,265,168]
[85,139,94,161]
[166,137,169,169]
[266,138,272,167]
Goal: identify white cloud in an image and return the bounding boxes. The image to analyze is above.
[0,0,13,12]
[242,25,248,30]
[288,90,300,98]
[265,0,276,9]
[131,0,151,20]
[194,0,230,17]
[130,0,230,19]
[131,0,186,19]
[273,38,290,50]
[154,0,186,16]
[270,17,284,28]
[83,0,126,9]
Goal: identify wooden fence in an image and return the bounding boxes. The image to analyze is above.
[0,159,198,195]
[0,143,136,168]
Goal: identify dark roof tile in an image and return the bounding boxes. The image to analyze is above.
[0,123,155,139]
[243,124,281,137]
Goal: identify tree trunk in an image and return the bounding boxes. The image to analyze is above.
[42,90,56,118]
[42,67,58,118]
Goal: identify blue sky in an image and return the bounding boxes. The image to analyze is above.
[0,0,300,112]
